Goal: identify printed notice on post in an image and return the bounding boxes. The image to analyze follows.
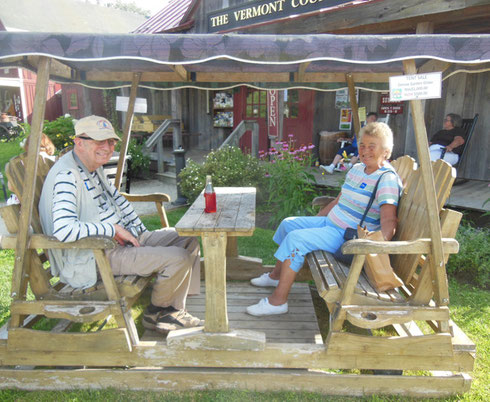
[389,72,442,102]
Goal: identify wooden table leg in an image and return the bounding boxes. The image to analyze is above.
[202,232,228,333]
[226,237,238,258]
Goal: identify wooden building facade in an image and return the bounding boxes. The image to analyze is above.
[137,0,490,180]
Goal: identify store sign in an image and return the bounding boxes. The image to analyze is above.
[116,96,147,113]
[267,90,279,138]
[389,72,442,102]
[379,93,404,114]
[207,0,352,33]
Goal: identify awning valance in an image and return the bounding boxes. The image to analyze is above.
[1,32,489,90]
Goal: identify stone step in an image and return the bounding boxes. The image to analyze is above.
[155,172,176,185]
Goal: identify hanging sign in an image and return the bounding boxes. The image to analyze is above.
[339,108,352,131]
[116,96,147,113]
[389,72,442,102]
[335,88,359,110]
[267,90,279,138]
[379,93,404,114]
[358,107,366,123]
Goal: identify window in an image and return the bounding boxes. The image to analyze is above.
[245,89,266,118]
[67,89,78,110]
[283,90,299,119]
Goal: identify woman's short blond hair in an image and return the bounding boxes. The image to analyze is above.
[359,122,394,159]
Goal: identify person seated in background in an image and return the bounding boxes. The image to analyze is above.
[7,133,56,205]
[321,112,378,174]
[22,133,57,161]
[0,112,13,130]
[39,115,203,333]
[429,113,465,166]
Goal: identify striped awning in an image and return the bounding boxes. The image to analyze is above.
[133,0,196,34]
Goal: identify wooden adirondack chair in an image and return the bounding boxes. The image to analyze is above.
[307,156,474,364]
[0,152,171,352]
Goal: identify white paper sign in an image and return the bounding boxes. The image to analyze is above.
[116,96,147,113]
[389,72,442,101]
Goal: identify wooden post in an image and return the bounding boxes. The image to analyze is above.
[403,59,449,307]
[115,72,141,190]
[171,89,183,149]
[346,73,361,139]
[10,57,50,322]
[278,90,284,141]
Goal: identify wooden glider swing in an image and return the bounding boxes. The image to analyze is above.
[0,32,486,396]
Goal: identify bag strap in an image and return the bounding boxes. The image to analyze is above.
[359,170,394,228]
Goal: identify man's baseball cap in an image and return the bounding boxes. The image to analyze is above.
[74,115,120,141]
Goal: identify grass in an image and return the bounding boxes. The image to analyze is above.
[0,136,24,199]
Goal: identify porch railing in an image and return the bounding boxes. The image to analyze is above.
[144,119,181,173]
[219,120,259,157]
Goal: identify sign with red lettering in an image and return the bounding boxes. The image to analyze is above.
[379,93,404,115]
[267,90,279,138]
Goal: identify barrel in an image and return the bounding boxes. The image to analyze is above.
[318,131,346,164]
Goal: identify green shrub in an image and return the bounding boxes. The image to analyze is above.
[446,222,490,289]
[124,138,150,176]
[179,146,266,203]
[42,116,75,151]
[261,135,317,226]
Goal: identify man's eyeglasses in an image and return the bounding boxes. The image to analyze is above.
[77,136,117,147]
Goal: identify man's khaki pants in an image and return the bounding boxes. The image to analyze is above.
[107,228,200,310]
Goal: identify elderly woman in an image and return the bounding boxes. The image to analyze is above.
[429,113,465,166]
[247,122,402,316]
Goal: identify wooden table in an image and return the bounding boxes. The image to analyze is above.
[175,187,256,334]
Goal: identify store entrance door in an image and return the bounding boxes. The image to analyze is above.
[234,88,315,153]
[234,87,268,153]
[282,89,315,148]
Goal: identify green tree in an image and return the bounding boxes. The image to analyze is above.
[105,0,151,18]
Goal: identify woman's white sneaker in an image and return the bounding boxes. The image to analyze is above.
[250,272,279,287]
[246,298,288,316]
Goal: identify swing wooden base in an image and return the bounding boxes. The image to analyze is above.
[0,367,472,397]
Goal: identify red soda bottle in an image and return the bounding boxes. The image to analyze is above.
[204,175,216,213]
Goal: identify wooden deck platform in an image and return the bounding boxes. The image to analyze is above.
[143,282,322,344]
[447,179,489,212]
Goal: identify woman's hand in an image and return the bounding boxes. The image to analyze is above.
[317,193,341,216]
[114,224,140,247]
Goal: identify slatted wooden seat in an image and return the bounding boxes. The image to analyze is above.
[307,156,474,362]
[0,152,172,352]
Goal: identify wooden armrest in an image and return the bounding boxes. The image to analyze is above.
[312,196,335,207]
[1,234,116,250]
[341,238,459,255]
[121,192,171,203]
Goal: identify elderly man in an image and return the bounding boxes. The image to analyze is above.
[39,115,202,333]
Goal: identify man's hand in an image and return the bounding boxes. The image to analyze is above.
[114,224,140,247]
